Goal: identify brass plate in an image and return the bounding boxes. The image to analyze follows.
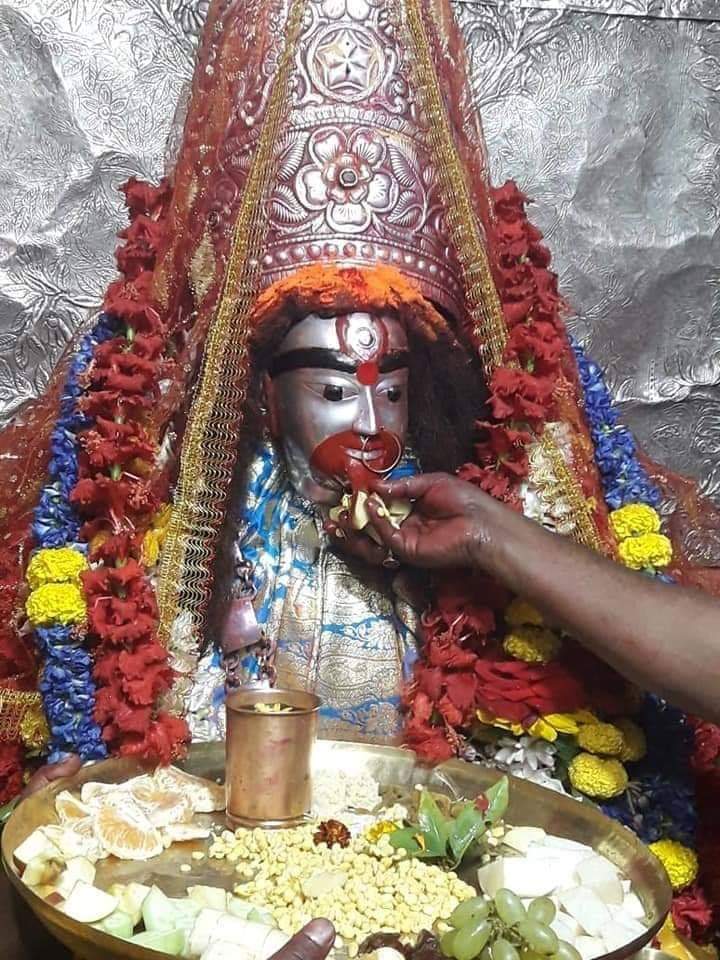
[1,740,672,960]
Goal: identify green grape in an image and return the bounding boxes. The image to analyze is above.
[517,922,559,956]
[453,918,492,960]
[450,896,490,929]
[550,942,582,960]
[492,938,521,960]
[519,949,543,960]
[494,889,527,926]
[527,898,556,925]
[440,929,457,958]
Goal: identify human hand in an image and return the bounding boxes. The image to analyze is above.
[367,472,496,569]
[271,920,335,960]
[21,754,82,800]
[324,511,388,568]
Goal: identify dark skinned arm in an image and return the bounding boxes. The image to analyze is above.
[368,473,720,724]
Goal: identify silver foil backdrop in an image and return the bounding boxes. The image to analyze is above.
[0,1,718,497]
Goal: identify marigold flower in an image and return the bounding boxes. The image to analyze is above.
[505,598,544,628]
[615,717,647,762]
[26,547,88,590]
[503,625,561,664]
[568,753,628,799]
[649,839,698,891]
[609,503,661,541]
[26,583,86,627]
[576,721,625,757]
[365,820,398,844]
[141,504,172,568]
[617,532,673,570]
[528,712,582,742]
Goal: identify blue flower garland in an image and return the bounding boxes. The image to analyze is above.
[572,338,697,865]
[31,314,117,762]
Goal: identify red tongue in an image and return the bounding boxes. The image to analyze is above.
[346,458,375,493]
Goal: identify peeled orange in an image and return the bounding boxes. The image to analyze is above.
[153,766,225,814]
[55,790,93,824]
[129,776,193,827]
[93,796,164,861]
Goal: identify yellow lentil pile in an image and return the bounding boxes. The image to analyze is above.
[209,824,474,956]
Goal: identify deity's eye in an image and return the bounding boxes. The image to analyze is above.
[323,384,345,402]
[387,386,403,403]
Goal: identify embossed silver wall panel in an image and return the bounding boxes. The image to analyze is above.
[0,0,718,503]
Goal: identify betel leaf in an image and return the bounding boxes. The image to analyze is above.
[448,801,487,866]
[417,789,451,857]
[484,775,510,826]
[388,826,425,856]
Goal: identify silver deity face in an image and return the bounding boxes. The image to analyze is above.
[267,312,409,505]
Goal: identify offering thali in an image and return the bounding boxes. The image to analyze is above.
[2,740,671,960]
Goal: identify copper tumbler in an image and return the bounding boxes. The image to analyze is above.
[225,687,321,828]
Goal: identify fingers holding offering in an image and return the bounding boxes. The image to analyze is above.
[271,919,336,960]
[325,513,388,567]
[22,754,83,800]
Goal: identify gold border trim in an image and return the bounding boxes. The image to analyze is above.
[157,0,308,643]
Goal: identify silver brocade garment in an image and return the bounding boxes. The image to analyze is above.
[188,442,421,744]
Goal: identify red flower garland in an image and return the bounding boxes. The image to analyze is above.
[70,178,189,762]
[404,181,588,761]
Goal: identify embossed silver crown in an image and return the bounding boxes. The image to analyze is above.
[257,0,464,317]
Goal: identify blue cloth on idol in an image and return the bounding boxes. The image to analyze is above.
[227,440,419,736]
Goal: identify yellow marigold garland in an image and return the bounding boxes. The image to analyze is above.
[568,753,628,799]
[649,839,698,891]
[25,582,86,628]
[615,717,647,762]
[26,547,88,590]
[609,503,661,540]
[505,598,544,627]
[618,532,673,570]
[503,625,561,664]
[576,721,625,757]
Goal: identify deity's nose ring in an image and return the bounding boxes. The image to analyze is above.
[360,432,403,475]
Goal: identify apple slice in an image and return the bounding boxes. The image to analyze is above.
[130,929,185,955]
[188,909,227,956]
[187,885,228,911]
[93,909,135,941]
[57,857,97,899]
[61,880,118,923]
[21,856,64,889]
[13,829,62,869]
[108,882,151,926]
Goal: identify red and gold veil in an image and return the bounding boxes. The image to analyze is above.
[0,0,718,939]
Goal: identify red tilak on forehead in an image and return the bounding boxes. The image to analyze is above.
[356,361,379,386]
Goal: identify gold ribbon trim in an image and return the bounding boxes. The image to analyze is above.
[0,690,43,744]
[156,0,308,643]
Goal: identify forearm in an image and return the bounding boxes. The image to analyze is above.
[477,501,720,723]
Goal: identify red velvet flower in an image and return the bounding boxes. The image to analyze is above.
[458,461,515,501]
[474,658,586,724]
[117,713,189,764]
[116,215,165,279]
[474,423,532,480]
[489,368,556,425]
[690,719,720,774]
[670,884,714,941]
[504,321,565,377]
[81,417,155,470]
[71,475,132,518]
[492,181,529,223]
[121,177,171,219]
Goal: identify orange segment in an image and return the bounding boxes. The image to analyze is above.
[55,790,92,824]
[153,766,225,814]
[129,777,193,827]
[93,796,164,861]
